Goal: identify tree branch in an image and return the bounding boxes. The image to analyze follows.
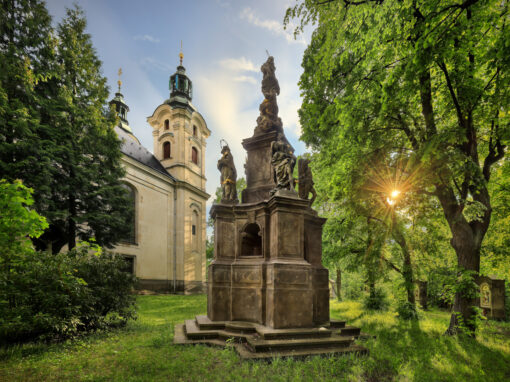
[381,256,402,274]
[437,61,464,126]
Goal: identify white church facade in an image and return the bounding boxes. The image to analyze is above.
[109,56,210,293]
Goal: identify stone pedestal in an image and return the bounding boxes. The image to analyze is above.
[208,192,329,329]
[241,131,278,203]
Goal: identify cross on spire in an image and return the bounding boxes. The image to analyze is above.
[179,41,183,66]
[117,68,123,92]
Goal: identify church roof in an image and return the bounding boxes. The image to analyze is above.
[115,126,175,181]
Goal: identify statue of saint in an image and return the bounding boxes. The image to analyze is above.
[271,134,296,194]
[298,158,317,204]
[217,144,238,203]
[255,56,283,135]
[261,56,280,99]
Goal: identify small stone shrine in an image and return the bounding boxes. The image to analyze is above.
[174,56,367,359]
[478,276,506,320]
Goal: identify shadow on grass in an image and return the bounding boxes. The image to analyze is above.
[355,314,510,381]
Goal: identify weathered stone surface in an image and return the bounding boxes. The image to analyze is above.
[241,131,278,203]
[478,276,506,319]
[209,193,327,328]
[173,316,369,360]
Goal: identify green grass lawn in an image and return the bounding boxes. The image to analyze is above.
[1,295,509,381]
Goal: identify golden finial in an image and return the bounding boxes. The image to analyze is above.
[117,68,123,92]
[179,40,183,66]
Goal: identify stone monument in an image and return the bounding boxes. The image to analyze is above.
[174,56,367,359]
[478,276,506,320]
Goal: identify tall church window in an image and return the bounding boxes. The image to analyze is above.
[163,142,171,159]
[193,125,197,136]
[191,147,198,165]
[164,119,169,130]
[192,211,199,251]
[120,183,136,244]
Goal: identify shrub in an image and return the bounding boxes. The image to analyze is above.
[396,300,419,320]
[0,244,137,344]
[0,179,137,344]
[362,287,389,311]
[69,242,137,330]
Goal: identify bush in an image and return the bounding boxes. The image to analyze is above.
[0,180,137,344]
[0,244,137,344]
[396,300,419,320]
[69,242,137,330]
[362,288,389,311]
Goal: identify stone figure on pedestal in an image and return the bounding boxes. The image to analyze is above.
[255,56,283,135]
[217,144,238,203]
[271,133,296,194]
[298,158,317,204]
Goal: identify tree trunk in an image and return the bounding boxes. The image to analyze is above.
[391,212,415,306]
[336,269,342,301]
[445,225,481,336]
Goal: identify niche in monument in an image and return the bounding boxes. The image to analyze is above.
[241,223,262,257]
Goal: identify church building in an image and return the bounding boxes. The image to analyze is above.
[109,54,210,293]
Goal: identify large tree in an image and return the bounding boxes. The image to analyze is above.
[1,3,131,253]
[0,0,56,190]
[35,7,131,253]
[286,0,509,334]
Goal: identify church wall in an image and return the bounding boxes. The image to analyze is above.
[113,156,177,290]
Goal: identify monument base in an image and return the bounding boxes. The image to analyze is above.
[174,315,368,360]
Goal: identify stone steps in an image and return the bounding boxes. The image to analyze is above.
[175,316,368,360]
[339,325,361,337]
[258,327,332,340]
[174,323,368,360]
[246,335,353,353]
[329,319,346,329]
[237,343,368,360]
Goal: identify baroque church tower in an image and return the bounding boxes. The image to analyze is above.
[147,51,208,192]
[110,53,210,293]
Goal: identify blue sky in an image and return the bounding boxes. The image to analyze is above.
[46,0,312,207]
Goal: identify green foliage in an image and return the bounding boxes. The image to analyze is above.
[0,240,137,344]
[397,300,419,320]
[0,2,132,253]
[0,0,56,189]
[1,296,510,381]
[362,287,389,311]
[0,180,48,259]
[67,242,137,330]
[286,0,509,334]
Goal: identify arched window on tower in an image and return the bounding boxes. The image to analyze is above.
[163,141,171,159]
[164,119,169,130]
[191,147,198,165]
[120,183,136,244]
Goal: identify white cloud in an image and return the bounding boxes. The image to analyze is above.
[140,57,173,72]
[134,34,160,43]
[239,7,306,45]
[218,57,258,72]
[233,75,257,84]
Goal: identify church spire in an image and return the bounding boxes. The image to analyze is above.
[109,67,133,134]
[167,44,193,110]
